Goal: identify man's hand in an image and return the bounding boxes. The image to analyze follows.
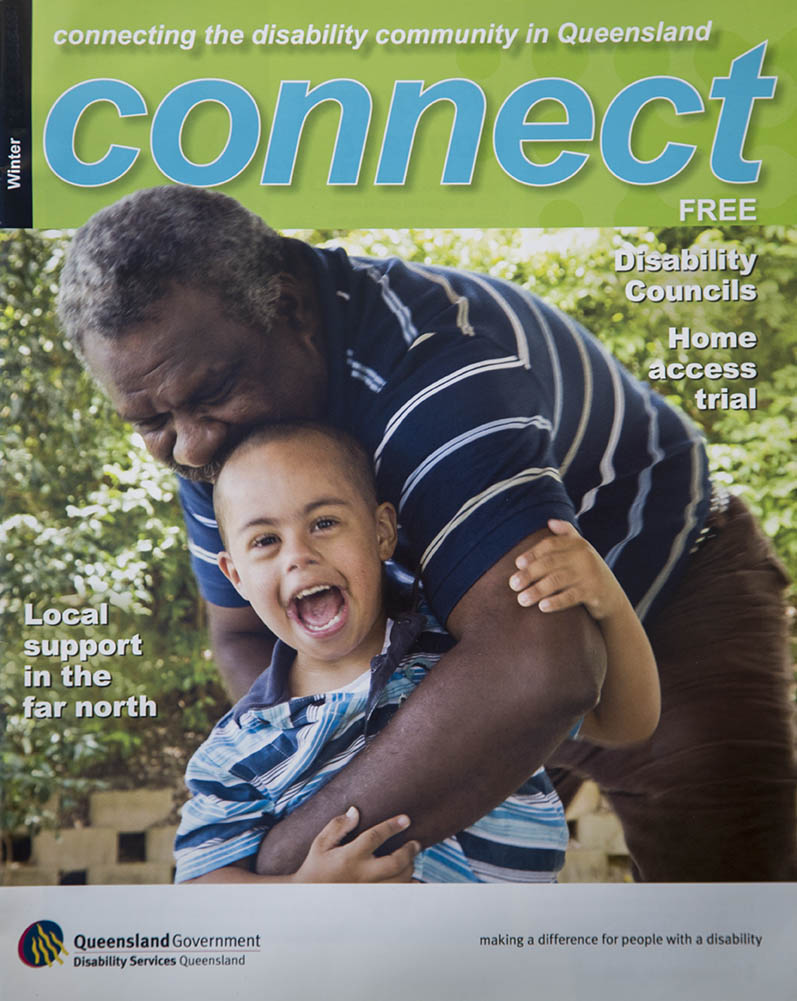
[509,519,623,619]
[252,528,607,876]
[293,808,420,883]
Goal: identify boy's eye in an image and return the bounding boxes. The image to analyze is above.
[313,517,338,531]
[252,533,279,549]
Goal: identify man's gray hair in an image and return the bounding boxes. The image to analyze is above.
[57,185,285,351]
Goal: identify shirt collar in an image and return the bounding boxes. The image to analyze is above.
[232,611,428,725]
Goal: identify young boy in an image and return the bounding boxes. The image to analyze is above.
[174,423,659,883]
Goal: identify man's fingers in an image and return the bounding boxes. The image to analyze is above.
[312,806,360,851]
[351,813,412,855]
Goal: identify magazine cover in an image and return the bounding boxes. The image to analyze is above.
[2,0,795,997]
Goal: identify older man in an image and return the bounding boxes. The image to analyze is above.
[57,185,794,881]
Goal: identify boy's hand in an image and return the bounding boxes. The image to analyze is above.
[509,519,621,620]
[292,806,421,883]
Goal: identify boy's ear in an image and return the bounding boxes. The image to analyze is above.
[375,502,398,561]
[218,551,248,600]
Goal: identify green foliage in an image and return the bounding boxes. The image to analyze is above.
[314,225,797,583]
[2,225,794,844]
[1,229,220,839]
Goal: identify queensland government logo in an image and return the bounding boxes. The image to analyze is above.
[18,920,69,968]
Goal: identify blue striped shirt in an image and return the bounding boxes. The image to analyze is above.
[174,614,568,883]
[179,246,710,624]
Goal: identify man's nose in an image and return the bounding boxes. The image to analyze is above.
[171,417,227,469]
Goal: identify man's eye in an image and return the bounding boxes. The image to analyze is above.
[197,375,235,407]
[199,388,229,407]
[133,415,167,433]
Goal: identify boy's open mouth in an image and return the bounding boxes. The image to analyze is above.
[288,584,348,634]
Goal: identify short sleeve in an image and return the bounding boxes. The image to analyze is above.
[177,477,249,607]
[363,331,576,623]
[173,717,274,882]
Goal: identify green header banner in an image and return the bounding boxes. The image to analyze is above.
[12,0,797,226]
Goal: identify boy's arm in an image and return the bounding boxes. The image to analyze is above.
[511,519,660,746]
[181,810,419,884]
[254,531,605,876]
[183,857,273,884]
[578,590,660,744]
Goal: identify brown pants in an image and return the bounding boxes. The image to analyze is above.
[550,495,796,881]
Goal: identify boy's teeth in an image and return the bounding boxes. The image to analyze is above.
[293,585,345,630]
[295,584,330,599]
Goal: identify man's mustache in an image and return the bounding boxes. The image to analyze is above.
[167,457,225,483]
[162,434,244,484]
[157,411,321,483]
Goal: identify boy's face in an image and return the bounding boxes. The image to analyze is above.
[217,435,397,668]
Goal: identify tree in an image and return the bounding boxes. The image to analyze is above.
[2,225,793,851]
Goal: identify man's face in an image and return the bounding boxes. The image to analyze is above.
[217,434,397,670]
[81,283,327,481]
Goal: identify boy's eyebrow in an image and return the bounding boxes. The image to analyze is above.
[237,497,350,533]
[304,497,349,513]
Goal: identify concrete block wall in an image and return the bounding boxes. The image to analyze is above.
[560,781,632,883]
[89,789,174,830]
[1,787,179,887]
[3,780,631,885]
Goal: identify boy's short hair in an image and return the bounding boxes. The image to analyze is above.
[214,422,379,549]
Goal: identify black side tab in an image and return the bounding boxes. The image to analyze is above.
[1,0,33,227]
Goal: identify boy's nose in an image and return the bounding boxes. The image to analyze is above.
[284,538,320,574]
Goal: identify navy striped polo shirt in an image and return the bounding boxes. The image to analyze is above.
[179,245,711,623]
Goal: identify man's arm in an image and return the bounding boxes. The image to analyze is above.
[181,811,419,884]
[253,528,607,876]
[206,602,275,701]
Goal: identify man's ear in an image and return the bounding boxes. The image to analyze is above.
[375,502,398,561]
[218,551,248,600]
[275,272,316,333]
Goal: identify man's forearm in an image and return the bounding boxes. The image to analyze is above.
[254,533,606,876]
[256,615,602,875]
[207,601,276,701]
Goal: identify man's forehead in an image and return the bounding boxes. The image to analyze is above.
[83,283,233,357]
[82,326,188,398]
